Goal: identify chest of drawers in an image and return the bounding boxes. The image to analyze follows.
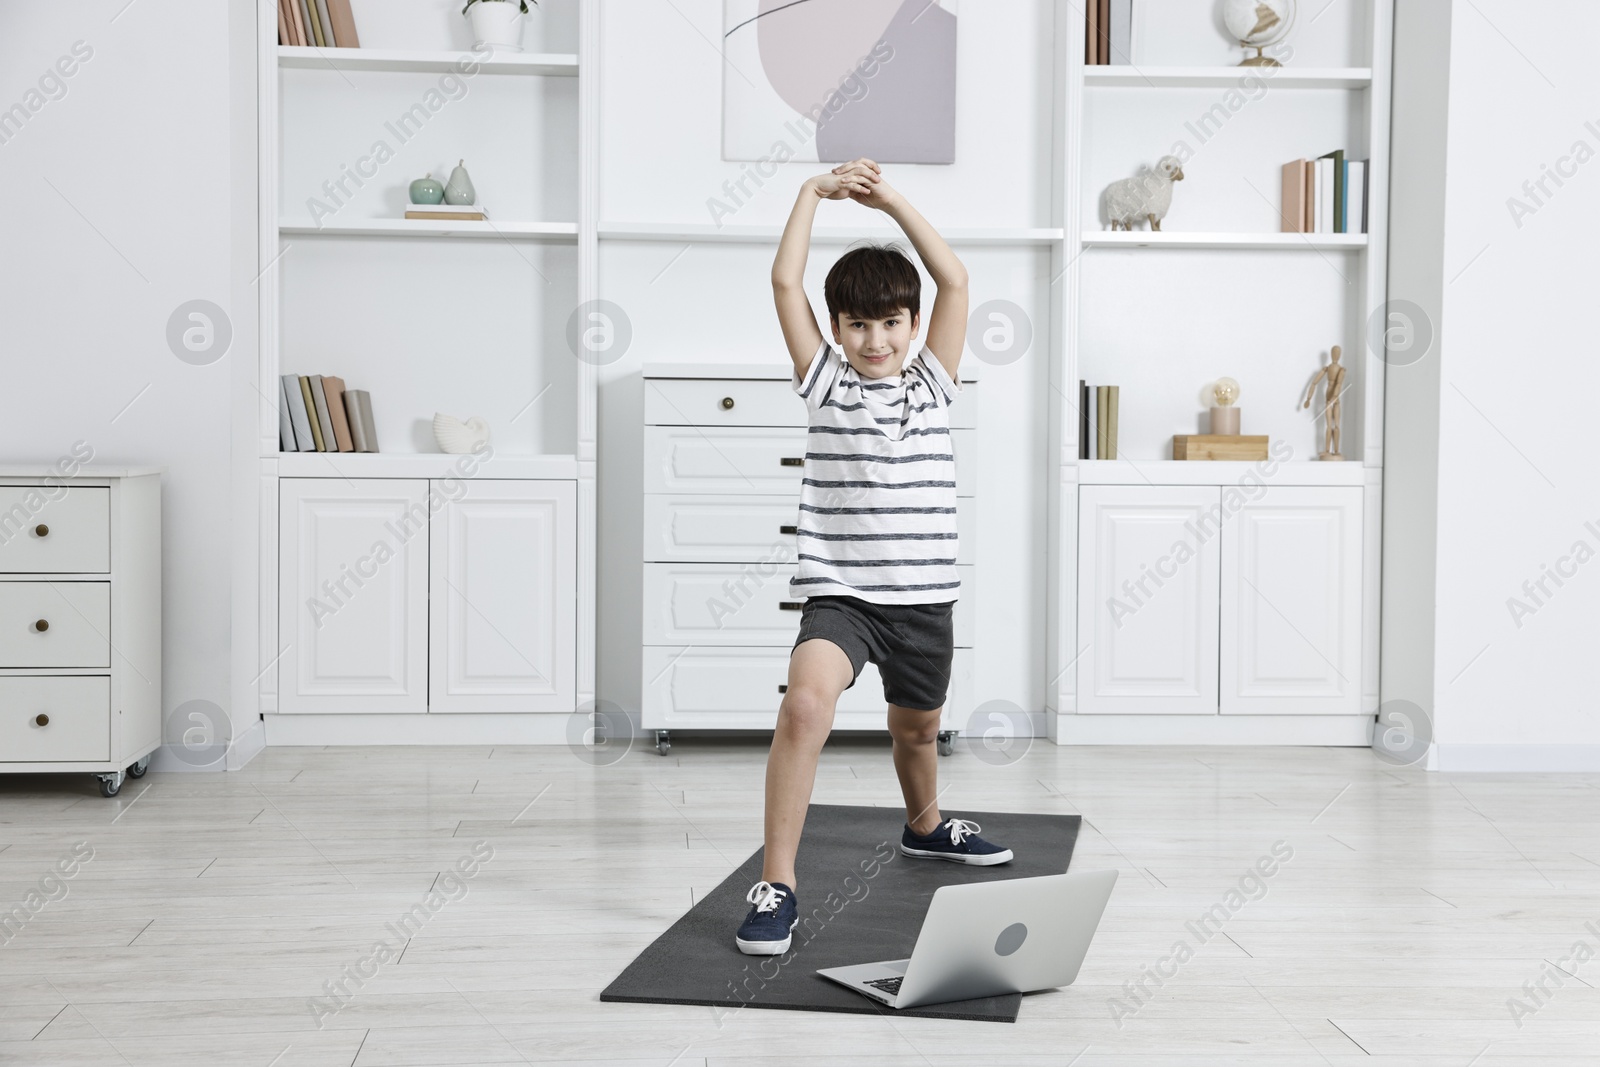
[639,362,978,756]
[0,469,162,796]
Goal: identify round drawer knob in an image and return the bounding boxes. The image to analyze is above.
[720,396,735,410]
[32,619,49,632]
[35,524,49,537]
[35,714,49,727]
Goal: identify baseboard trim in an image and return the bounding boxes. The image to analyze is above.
[1431,744,1600,772]
[227,719,266,769]
[1050,713,1374,746]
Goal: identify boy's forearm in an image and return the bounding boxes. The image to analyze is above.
[773,180,822,288]
[884,197,968,289]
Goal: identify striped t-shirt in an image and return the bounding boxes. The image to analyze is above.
[789,338,961,605]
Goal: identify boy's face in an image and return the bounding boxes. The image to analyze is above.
[831,308,919,379]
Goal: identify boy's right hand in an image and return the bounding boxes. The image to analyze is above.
[810,159,881,201]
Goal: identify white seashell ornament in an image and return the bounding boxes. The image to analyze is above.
[433,412,491,454]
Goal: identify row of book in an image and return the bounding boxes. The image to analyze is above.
[1085,0,1134,65]
[1282,152,1369,234]
[277,0,360,48]
[279,374,380,453]
[1079,382,1121,460]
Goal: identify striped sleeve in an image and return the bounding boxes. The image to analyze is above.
[915,346,962,404]
[792,340,840,409]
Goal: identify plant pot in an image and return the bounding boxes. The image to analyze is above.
[468,2,525,53]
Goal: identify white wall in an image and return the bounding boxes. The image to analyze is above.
[1386,0,1600,769]
[1,0,257,760]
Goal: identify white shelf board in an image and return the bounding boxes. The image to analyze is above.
[644,360,981,382]
[279,219,578,240]
[274,453,579,480]
[600,222,1064,246]
[0,465,165,478]
[1082,231,1368,250]
[1083,66,1372,89]
[277,46,578,76]
[1076,460,1368,486]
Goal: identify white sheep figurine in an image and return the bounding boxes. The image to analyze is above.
[1102,155,1185,231]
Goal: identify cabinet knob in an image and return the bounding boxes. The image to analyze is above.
[720,396,735,410]
[34,524,49,537]
[35,714,49,727]
[778,684,788,694]
[779,524,798,535]
[780,457,803,467]
[778,601,803,611]
[32,619,49,632]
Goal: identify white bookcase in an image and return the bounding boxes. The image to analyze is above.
[1045,0,1392,743]
[253,0,598,743]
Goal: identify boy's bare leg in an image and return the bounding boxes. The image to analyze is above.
[762,638,856,889]
[888,704,944,836]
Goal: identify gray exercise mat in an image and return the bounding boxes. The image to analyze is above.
[600,805,1082,1022]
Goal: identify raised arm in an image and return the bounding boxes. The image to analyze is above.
[773,166,881,380]
[881,196,969,386]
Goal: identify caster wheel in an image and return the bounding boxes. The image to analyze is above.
[936,731,956,757]
[655,731,672,757]
[127,756,150,779]
[98,769,126,797]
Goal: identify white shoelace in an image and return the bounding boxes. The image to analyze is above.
[945,818,982,846]
[746,880,787,913]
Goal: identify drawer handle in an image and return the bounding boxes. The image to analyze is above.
[35,524,49,537]
[778,684,787,694]
[780,457,803,467]
[779,601,803,611]
[720,396,735,410]
[32,619,49,633]
[779,524,797,535]
[35,713,49,727]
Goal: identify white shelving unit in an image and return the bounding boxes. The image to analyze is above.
[1044,0,1393,744]
[252,1,599,744]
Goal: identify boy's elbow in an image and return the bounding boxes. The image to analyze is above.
[939,268,970,291]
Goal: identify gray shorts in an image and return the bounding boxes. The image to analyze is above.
[791,595,955,712]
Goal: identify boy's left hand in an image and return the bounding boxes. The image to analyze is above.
[832,158,900,211]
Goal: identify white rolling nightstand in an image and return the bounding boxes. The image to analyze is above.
[0,467,162,796]
[640,361,979,757]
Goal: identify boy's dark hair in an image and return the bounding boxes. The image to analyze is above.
[824,243,920,325]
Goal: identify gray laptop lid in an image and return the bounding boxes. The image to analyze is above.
[894,869,1117,1008]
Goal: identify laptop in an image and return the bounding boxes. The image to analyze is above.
[816,869,1117,1009]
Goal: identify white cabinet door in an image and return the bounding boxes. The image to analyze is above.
[278,480,429,714]
[1221,487,1361,715]
[1077,486,1220,714]
[429,480,575,713]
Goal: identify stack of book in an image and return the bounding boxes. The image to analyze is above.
[1079,381,1121,460]
[1085,0,1134,65]
[280,374,379,453]
[1281,151,1369,234]
[278,0,359,48]
[404,203,489,222]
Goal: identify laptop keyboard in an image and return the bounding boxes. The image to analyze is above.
[864,976,903,995]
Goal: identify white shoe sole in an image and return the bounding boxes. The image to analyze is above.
[900,843,1014,865]
[735,917,797,955]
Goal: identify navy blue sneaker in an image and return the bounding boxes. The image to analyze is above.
[900,817,1014,865]
[735,880,798,955]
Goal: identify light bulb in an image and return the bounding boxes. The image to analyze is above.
[1212,377,1240,406]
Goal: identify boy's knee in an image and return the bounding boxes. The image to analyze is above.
[889,711,940,746]
[779,687,836,736]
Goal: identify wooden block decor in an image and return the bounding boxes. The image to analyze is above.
[1173,435,1270,461]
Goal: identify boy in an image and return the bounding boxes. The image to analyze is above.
[736,158,1013,956]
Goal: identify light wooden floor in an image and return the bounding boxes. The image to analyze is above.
[2,738,1598,1066]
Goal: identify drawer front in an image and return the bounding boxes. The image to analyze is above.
[643,494,976,565]
[0,676,111,761]
[643,563,974,646]
[642,645,973,727]
[0,486,110,573]
[645,377,976,430]
[643,425,976,497]
[0,583,111,667]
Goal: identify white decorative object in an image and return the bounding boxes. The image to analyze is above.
[465,0,528,52]
[1222,0,1295,67]
[1102,156,1185,231]
[433,413,491,454]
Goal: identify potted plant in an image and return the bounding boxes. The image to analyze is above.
[463,0,536,53]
